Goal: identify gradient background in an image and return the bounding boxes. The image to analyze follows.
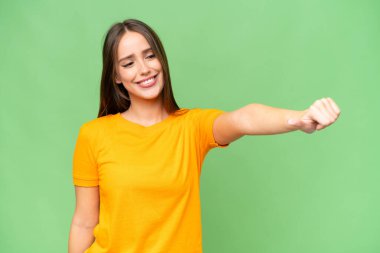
[0,0,379,252]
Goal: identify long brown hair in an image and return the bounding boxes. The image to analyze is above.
[97,19,180,117]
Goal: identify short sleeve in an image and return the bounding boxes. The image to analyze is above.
[194,108,230,153]
[72,124,99,187]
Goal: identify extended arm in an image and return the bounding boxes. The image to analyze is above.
[213,97,341,145]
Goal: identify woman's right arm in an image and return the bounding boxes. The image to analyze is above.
[68,186,99,253]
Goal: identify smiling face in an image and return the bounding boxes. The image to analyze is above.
[115,31,164,103]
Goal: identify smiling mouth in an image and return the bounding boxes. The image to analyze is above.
[136,74,159,88]
[136,74,158,84]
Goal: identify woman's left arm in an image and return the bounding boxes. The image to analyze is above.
[213,97,341,145]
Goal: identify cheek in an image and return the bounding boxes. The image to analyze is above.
[151,59,163,70]
[119,68,137,83]
[159,72,164,83]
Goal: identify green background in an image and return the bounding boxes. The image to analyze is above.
[1,0,379,252]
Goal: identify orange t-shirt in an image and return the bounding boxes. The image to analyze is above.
[72,108,229,253]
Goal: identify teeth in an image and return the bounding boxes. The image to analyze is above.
[140,76,155,85]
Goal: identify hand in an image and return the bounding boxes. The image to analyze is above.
[288,97,341,134]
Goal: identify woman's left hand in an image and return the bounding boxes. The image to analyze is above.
[288,97,341,134]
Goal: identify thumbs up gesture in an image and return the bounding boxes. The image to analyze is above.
[288,97,341,134]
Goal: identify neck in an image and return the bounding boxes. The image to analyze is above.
[123,96,168,124]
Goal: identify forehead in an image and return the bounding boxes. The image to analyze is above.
[117,31,150,57]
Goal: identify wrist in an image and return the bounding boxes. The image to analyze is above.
[286,109,306,131]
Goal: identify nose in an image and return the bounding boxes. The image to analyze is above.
[138,59,150,75]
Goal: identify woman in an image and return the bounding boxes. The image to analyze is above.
[68,19,341,253]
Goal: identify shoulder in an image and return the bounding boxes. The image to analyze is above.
[78,113,116,137]
[173,108,191,115]
[172,108,205,121]
[186,107,225,119]
[173,108,225,127]
[176,107,221,115]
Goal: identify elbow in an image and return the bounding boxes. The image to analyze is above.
[71,214,99,229]
[237,103,261,135]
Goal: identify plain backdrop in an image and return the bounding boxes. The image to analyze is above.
[0,0,379,252]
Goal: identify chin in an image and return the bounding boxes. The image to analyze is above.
[141,89,164,101]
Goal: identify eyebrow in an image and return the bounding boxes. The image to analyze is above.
[118,47,153,63]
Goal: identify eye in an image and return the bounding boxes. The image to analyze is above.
[122,54,155,68]
[122,62,133,68]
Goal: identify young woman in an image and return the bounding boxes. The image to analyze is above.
[68,19,341,253]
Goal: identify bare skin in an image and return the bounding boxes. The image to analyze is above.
[68,186,99,253]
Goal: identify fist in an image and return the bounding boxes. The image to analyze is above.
[288,97,341,134]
